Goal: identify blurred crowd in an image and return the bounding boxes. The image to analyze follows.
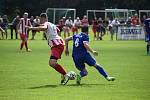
[0,13,147,40]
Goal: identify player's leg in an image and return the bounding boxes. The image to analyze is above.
[146,34,150,55]
[49,58,66,75]
[20,34,25,51]
[50,45,69,85]
[93,64,115,81]
[24,36,31,52]
[85,53,115,81]
[72,56,87,85]
[147,41,150,55]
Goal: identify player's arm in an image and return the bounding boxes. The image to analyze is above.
[65,36,73,56]
[83,42,98,56]
[29,24,47,31]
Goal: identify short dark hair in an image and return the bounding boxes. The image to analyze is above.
[40,13,47,18]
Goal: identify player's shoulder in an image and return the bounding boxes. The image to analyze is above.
[81,32,89,38]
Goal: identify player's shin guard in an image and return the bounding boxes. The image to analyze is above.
[54,64,66,75]
[95,64,108,78]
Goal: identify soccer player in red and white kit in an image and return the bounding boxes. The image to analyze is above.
[29,13,69,85]
[17,12,32,52]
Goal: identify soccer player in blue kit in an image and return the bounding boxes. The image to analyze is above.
[65,27,115,85]
[144,16,150,55]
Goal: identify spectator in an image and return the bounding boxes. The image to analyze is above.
[92,17,98,40]
[81,15,89,33]
[72,17,81,35]
[31,16,40,40]
[10,15,20,39]
[64,17,73,38]
[108,18,120,40]
[2,15,9,39]
[97,17,105,40]
[131,13,139,26]
[57,17,65,36]
[0,19,5,40]
[126,17,132,26]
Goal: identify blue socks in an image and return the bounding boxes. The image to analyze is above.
[80,70,88,77]
[95,64,108,78]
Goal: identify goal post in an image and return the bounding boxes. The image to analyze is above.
[105,9,129,20]
[87,10,106,19]
[139,10,150,21]
[46,8,76,24]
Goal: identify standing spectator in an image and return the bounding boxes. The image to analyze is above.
[72,17,81,35]
[0,18,4,39]
[31,16,40,40]
[131,14,139,26]
[92,17,98,40]
[17,12,32,52]
[81,15,89,33]
[109,18,120,40]
[57,17,65,36]
[140,15,147,26]
[2,15,9,39]
[97,17,105,40]
[103,18,109,35]
[10,15,20,39]
[126,17,132,26]
[64,17,73,38]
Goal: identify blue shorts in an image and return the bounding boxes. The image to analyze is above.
[72,53,96,71]
[145,34,150,42]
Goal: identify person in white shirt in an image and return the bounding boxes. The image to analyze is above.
[64,17,73,38]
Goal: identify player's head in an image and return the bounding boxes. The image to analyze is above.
[23,12,28,19]
[81,26,88,34]
[40,13,48,24]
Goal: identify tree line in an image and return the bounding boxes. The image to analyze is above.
[0,0,150,19]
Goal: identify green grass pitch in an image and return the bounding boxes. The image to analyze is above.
[0,30,150,100]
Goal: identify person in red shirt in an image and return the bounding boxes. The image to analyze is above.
[81,15,89,33]
[92,17,98,40]
[131,14,139,26]
[57,17,65,36]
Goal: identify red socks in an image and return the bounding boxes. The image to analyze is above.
[54,64,66,75]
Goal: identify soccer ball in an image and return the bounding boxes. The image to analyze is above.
[67,71,77,80]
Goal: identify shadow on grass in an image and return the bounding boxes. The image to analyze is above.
[28,84,59,89]
[67,83,115,87]
[28,83,115,89]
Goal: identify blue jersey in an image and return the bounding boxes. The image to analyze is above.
[144,18,150,34]
[72,33,96,71]
[72,33,89,57]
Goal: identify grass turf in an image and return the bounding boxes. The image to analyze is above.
[0,30,150,100]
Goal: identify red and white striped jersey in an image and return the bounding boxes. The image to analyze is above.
[44,22,65,47]
[18,18,31,35]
